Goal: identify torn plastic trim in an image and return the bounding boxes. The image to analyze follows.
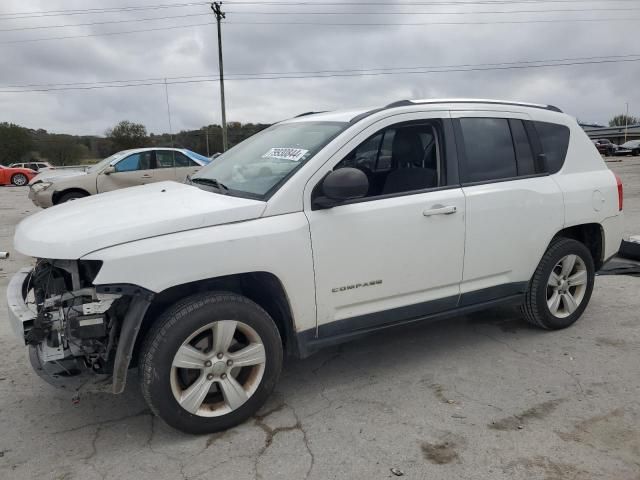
[100,284,155,394]
[6,267,36,342]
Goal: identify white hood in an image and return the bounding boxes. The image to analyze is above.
[14,181,266,259]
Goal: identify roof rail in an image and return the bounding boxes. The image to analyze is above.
[294,111,326,118]
[384,99,563,113]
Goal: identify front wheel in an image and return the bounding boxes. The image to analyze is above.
[140,292,283,434]
[57,191,88,204]
[521,238,595,329]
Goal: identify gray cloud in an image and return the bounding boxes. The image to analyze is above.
[0,0,638,135]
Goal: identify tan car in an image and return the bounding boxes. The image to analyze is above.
[28,148,211,208]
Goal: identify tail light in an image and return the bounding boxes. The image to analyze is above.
[615,173,623,211]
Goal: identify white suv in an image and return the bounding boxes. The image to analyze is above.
[6,99,624,434]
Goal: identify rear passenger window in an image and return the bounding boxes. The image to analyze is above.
[509,119,536,176]
[459,118,517,183]
[533,121,570,174]
[175,152,197,167]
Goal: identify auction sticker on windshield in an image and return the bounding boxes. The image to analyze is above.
[262,147,309,162]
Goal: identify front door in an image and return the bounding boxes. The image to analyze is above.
[305,115,466,337]
[96,151,154,193]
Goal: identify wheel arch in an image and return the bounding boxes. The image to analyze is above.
[52,188,91,204]
[552,223,604,270]
[134,271,299,361]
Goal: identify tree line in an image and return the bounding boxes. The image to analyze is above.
[0,120,269,166]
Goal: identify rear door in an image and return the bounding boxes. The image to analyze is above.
[96,150,154,192]
[154,150,181,182]
[450,111,564,302]
[154,150,203,183]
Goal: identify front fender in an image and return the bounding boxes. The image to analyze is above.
[83,213,316,333]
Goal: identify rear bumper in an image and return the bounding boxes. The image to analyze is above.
[6,268,36,343]
[601,213,624,261]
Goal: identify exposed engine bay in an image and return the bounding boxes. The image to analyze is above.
[24,259,123,388]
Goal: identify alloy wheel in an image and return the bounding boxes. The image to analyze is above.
[546,254,588,318]
[13,174,27,186]
[169,320,266,417]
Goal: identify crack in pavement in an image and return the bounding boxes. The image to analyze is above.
[473,328,588,401]
[253,402,315,480]
[51,409,151,435]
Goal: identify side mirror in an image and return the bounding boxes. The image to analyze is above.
[103,165,116,175]
[313,168,369,209]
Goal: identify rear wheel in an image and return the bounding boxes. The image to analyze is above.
[140,292,283,434]
[521,238,595,329]
[11,173,28,186]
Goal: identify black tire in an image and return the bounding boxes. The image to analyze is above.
[521,238,595,330]
[140,291,283,434]
[56,191,88,204]
[11,173,28,186]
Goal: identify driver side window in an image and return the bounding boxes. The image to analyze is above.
[334,122,441,198]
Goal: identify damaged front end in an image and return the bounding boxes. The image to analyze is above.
[7,260,151,393]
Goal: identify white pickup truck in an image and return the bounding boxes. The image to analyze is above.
[7,99,623,434]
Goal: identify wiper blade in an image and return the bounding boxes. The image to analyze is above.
[190,177,229,193]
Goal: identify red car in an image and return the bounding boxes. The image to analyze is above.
[0,164,38,186]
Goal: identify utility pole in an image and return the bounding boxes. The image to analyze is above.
[204,126,210,157]
[212,2,228,152]
[624,102,629,144]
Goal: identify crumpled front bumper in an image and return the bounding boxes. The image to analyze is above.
[6,267,36,344]
[28,186,54,208]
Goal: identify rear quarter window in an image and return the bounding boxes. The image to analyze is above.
[533,121,570,174]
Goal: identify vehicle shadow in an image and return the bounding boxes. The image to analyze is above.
[26,305,544,445]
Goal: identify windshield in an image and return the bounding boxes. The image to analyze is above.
[87,151,129,173]
[192,121,348,198]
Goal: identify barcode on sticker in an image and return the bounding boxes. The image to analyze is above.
[262,147,309,162]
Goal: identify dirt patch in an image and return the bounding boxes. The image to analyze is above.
[421,433,464,465]
[557,408,640,468]
[428,383,454,404]
[489,399,564,431]
[504,455,591,480]
[594,337,627,348]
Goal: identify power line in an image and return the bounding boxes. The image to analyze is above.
[4,53,640,90]
[225,18,640,26]
[224,7,640,14]
[2,56,639,93]
[1,0,637,19]
[2,6,638,31]
[0,2,209,19]
[0,13,206,33]
[0,21,214,45]
[3,15,639,45]
[223,0,640,3]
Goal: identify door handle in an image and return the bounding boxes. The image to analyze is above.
[141,174,152,178]
[423,205,457,216]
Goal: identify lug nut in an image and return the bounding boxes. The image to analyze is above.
[204,360,212,367]
[221,373,227,379]
[217,353,224,359]
[227,360,233,366]
[206,374,214,380]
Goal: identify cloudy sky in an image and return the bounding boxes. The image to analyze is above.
[0,0,638,135]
